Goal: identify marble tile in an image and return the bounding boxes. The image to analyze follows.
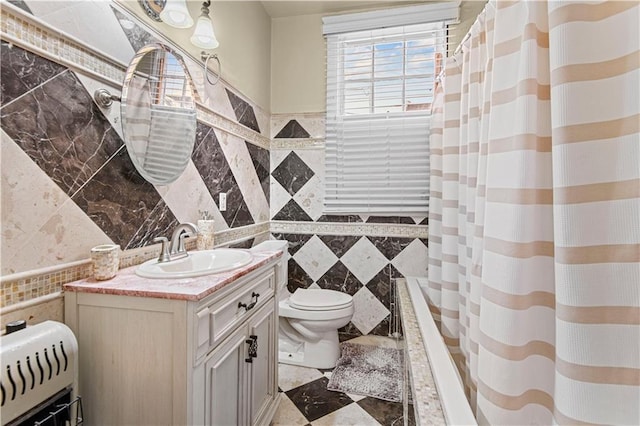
[357,397,413,426]
[285,377,353,422]
[270,233,310,256]
[339,322,363,342]
[27,1,135,65]
[0,296,63,330]
[6,197,113,274]
[347,335,401,350]
[271,394,308,426]
[225,88,260,133]
[316,214,363,223]
[270,148,292,172]
[293,149,324,178]
[278,364,324,392]
[370,315,400,337]
[272,152,314,196]
[154,162,226,230]
[273,199,313,222]
[366,236,416,261]
[74,74,123,139]
[292,235,338,281]
[1,70,123,196]
[292,175,323,221]
[311,402,378,426]
[191,123,254,228]
[287,259,314,293]
[366,264,402,308]
[318,235,361,258]
[228,238,254,249]
[270,178,291,219]
[391,239,429,278]
[271,113,325,139]
[245,141,270,204]
[111,7,160,52]
[253,104,271,138]
[274,119,310,138]
[0,42,66,106]
[7,0,31,14]
[366,216,416,224]
[125,199,178,249]
[351,286,390,335]
[217,132,269,224]
[0,144,112,273]
[71,148,175,249]
[340,237,389,285]
[316,261,363,296]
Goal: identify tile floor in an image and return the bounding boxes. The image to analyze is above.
[272,336,415,426]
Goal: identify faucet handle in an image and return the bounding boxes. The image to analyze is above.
[153,237,171,262]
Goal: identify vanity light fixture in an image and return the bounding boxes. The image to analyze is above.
[159,0,193,28]
[190,1,219,50]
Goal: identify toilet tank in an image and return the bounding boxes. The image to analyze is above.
[250,240,289,293]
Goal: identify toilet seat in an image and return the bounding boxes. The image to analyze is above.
[289,289,353,311]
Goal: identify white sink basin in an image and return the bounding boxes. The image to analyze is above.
[136,249,253,279]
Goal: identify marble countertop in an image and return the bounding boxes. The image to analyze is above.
[64,250,282,302]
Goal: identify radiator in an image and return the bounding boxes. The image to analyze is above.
[1,321,79,425]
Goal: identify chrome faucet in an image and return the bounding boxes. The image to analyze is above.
[153,222,199,263]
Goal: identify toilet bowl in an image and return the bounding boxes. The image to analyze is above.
[279,289,354,369]
[250,240,355,369]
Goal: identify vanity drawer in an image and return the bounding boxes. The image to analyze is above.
[195,269,275,359]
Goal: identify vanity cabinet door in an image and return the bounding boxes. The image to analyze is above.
[204,327,250,426]
[248,302,277,426]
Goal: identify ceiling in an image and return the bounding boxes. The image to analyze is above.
[260,1,432,18]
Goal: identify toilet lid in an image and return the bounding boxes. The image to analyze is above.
[289,289,353,311]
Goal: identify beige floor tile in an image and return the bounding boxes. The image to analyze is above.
[279,363,324,392]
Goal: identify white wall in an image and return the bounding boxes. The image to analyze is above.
[270,1,487,114]
[118,0,272,111]
[271,13,326,114]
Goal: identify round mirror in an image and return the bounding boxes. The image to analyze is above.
[121,43,197,185]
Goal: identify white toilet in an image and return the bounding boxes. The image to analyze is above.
[251,240,354,369]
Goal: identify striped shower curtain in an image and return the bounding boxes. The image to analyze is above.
[427,1,639,424]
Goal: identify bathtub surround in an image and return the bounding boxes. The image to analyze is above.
[427,1,640,425]
[271,113,429,338]
[1,3,269,313]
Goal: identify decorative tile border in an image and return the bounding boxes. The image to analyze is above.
[1,1,125,87]
[197,105,270,150]
[1,260,92,308]
[270,220,428,239]
[397,278,445,425]
[270,138,325,150]
[0,222,271,309]
[0,1,270,151]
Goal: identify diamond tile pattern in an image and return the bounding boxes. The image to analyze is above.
[281,232,427,336]
[340,237,389,285]
[272,152,315,196]
[292,235,338,281]
[274,119,311,138]
[351,286,390,335]
[274,337,415,426]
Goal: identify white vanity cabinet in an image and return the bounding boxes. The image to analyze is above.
[64,256,281,426]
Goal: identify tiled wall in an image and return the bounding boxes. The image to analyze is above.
[1,1,430,340]
[1,1,269,309]
[270,114,429,339]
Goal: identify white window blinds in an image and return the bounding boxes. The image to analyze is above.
[323,4,457,215]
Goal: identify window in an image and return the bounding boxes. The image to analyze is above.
[323,4,457,214]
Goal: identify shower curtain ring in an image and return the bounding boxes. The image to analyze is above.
[201,52,221,86]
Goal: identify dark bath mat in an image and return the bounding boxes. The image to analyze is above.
[327,342,403,403]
